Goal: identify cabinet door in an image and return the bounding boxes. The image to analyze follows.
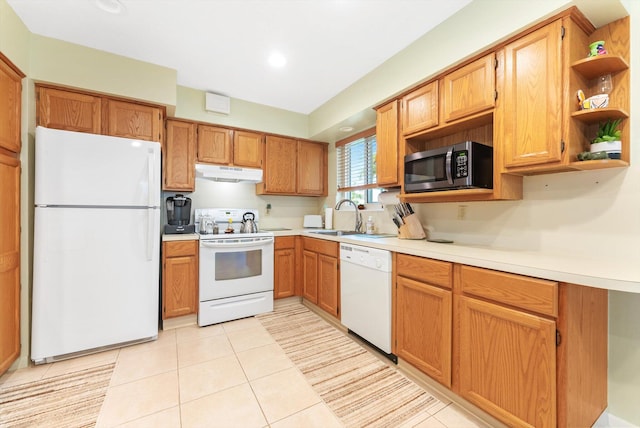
[396,276,451,387]
[297,140,327,195]
[401,81,438,135]
[164,120,196,192]
[0,56,23,153]
[502,20,563,168]
[442,53,495,122]
[233,130,262,168]
[458,296,556,427]
[376,100,399,187]
[162,241,198,319]
[37,86,101,134]
[0,154,20,374]
[197,125,232,164]
[317,255,339,318]
[104,99,163,142]
[274,248,295,299]
[261,135,297,194]
[302,250,318,304]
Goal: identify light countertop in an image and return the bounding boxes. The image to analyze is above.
[162,229,639,293]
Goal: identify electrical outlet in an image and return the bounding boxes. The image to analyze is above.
[457,205,467,220]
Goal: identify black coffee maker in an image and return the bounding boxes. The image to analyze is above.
[164,194,195,234]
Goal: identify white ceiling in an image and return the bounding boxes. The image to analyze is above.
[7,0,472,114]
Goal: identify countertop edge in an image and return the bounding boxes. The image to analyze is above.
[162,230,640,293]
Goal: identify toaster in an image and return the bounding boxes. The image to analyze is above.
[303,215,323,228]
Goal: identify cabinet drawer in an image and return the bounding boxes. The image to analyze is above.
[303,237,338,257]
[275,236,295,250]
[396,254,452,289]
[164,240,198,258]
[460,265,558,317]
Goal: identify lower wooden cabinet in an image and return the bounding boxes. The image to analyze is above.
[274,236,295,299]
[457,295,556,427]
[302,237,339,318]
[395,254,452,387]
[452,264,607,428]
[162,240,198,319]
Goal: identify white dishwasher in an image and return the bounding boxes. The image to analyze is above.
[340,243,396,362]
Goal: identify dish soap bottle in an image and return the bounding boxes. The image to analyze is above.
[366,216,375,234]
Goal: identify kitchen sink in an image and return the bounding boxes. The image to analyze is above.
[308,230,360,236]
[308,230,396,238]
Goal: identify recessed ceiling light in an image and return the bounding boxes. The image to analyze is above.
[95,0,125,15]
[268,52,287,68]
[339,126,354,132]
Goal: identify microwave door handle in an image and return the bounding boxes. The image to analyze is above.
[445,147,454,185]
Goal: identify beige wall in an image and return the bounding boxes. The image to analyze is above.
[175,86,309,139]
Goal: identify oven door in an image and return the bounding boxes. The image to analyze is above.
[199,236,274,301]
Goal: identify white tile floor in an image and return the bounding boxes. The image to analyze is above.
[1,316,489,428]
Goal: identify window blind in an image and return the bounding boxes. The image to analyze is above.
[336,128,377,191]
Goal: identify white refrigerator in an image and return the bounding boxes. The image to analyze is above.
[31,126,161,364]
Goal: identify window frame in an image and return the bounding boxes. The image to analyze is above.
[336,127,378,204]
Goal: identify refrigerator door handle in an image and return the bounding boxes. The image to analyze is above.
[146,208,154,261]
[147,151,155,207]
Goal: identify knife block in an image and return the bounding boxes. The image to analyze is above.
[398,214,426,239]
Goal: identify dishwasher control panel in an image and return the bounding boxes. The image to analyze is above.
[340,244,391,272]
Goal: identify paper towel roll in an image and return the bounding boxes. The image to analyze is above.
[325,207,333,229]
[378,190,400,205]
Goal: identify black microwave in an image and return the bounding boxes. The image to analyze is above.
[404,141,493,193]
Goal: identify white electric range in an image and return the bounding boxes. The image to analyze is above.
[195,208,274,326]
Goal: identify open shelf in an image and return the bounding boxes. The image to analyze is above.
[571,54,629,80]
[570,159,629,170]
[400,188,495,203]
[571,107,629,123]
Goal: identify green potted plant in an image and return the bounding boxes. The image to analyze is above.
[591,119,622,159]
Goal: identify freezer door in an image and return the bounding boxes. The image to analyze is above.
[31,206,160,362]
[35,126,160,207]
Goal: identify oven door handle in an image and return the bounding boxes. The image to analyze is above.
[200,237,274,248]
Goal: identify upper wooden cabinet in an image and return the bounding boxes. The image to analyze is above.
[501,20,564,169]
[375,101,400,187]
[260,135,297,194]
[257,136,327,196]
[383,8,629,204]
[501,15,629,174]
[164,119,196,192]
[442,53,496,123]
[36,84,165,142]
[37,86,102,134]
[233,130,262,168]
[402,81,438,136]
[297,140,327,195]
[197,125,232,164]
[196,127,262,168]
[103,99,163,142]
[0,54,24,153]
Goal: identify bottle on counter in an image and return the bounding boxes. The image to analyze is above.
[366,216,375,234]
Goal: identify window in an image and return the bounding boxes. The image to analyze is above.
[336,127,379,204]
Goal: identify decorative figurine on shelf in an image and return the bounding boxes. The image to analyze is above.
[588,40,607,57]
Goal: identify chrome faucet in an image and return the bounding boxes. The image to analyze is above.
[335,199,362,232]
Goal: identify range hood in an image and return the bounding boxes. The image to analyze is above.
[195,163,263,183]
